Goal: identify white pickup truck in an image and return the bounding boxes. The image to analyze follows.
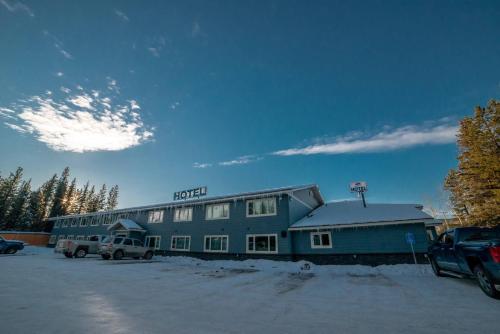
[55,235,108,258]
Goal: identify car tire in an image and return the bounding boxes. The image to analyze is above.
[74,248,87,258]
[474,265,500,299]
[6,248,17,255]
[430,258,443,277]
[113,250,124,260]
[143,251,153,260]
[101,254,111,260]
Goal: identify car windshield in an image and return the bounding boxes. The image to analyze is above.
[460,229,500,242]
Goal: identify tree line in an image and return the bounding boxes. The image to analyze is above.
[0,167,119,231]
[445,99,499,227]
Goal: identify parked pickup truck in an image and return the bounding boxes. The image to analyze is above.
[428,227,500,299]
[0,236,24,254]
[55,235,108,258]
[98,236,154,260]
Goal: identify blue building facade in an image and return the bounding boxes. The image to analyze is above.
[46,185,437,265]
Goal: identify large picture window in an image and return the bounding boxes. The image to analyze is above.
[145,236,161,250]
[246,234,278,254]
[310,232,332,249]
[148,210,164,223]
[174,207,193,222]
[171,236,191,251]
[246,198,277,217]
[205,203,229,220]
[204,235,229,252]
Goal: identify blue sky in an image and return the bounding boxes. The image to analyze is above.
[1,0,499,210]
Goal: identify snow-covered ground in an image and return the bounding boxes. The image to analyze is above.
[1,247,499,334]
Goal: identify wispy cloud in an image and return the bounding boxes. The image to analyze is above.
[147,36,166,58]
[1,82,154,153]
[43,30,73,59]
[273,122,458,156]
[219,155,263,166]
[114,9,129,22]
[193,162,212,169]
[0,0,34,17]
[55,72,64,77]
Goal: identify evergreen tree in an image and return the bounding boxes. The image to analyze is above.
[49,167,70,217]
[96,184,107,211]
[28,189,45,231]
[77,182,90,214]
[445,100,499,226]
[5,180,31,230]
[0,167,23,228]
[86,185,97,212]
[107,185,119,210]
[41,174,58,218]
[64,178,77,214]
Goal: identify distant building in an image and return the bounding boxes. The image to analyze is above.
[46,184,437,265]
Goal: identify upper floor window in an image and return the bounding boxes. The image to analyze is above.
[148,210,164,223]
[310,232,332,249]
[70,219,78,227]
[246,198,277,217]
[90,216,99,226]
[174,207,193,222]
[80,217,89,227]
[206,203,229,220]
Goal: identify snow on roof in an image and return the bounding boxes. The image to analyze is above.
[289,200,435,230]
[107,219,145,231]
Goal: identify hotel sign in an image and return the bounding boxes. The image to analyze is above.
[173,186,207,201]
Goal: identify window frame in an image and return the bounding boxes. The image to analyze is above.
[145,235,162,250]
[148,210,164,224]
[170,235,191,251]
[79,217,88,227]
[205,203,230,221]
[203,235,229,253]
[246,197,277,218]
[246,234,278,254]
[49,235,57,244]
[173,207,193,222]
[70,219,78,227]
[310,231,332,249]
[90,216,99,226]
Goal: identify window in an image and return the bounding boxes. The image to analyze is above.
[205,203,230,220]
[310,232,332,249]
[246,234,278,254]
[62,220,69,228]
[49,235,57,244]
[246,198,277,217]
[80,217,88,227]
[145,236,161,250]
[174,207,193,222]
[133,239,144,247]
[123,238,133,246]
[171,236,191,251]
[66,235,74,240]
[113,237,124,244]
[90,216,99,226]
[204,235,229,252]
[76,235,85,240]
[57,235,65,241]
[426,230,435,241]
[70,219,78,227]
[148,210,164,223]
[53,221,60,229]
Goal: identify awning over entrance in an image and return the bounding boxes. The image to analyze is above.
[107,219,146,233]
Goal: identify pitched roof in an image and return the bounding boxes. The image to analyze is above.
[107,219,145,231]
[289,200,435,230]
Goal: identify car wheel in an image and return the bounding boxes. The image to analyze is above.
[6,248,17,255]
[143,251,153,260]
[474,265,500,299]
[101,254,110,260]
[113,250,124,260]
[74,248,87,258]
[430,258,443,277]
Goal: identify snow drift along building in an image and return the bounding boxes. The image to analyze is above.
[46,184,437,265]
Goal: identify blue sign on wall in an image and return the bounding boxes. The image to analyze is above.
[174,186,207,201]
[405,232,416,245]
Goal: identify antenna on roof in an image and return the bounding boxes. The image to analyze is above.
[350,181,368,208]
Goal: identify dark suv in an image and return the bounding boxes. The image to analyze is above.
[0,236,24,254]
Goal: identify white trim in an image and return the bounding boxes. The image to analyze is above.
[289,219,435,231]
[205,203,230,221]
[145,235,162,250]
[173,207,193,222]
[203,235,229,253]
[246,198,277,218]
[246,234,278,254]
[148,210,164,224]
[310,231,332,249]
[170,235,191,251]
